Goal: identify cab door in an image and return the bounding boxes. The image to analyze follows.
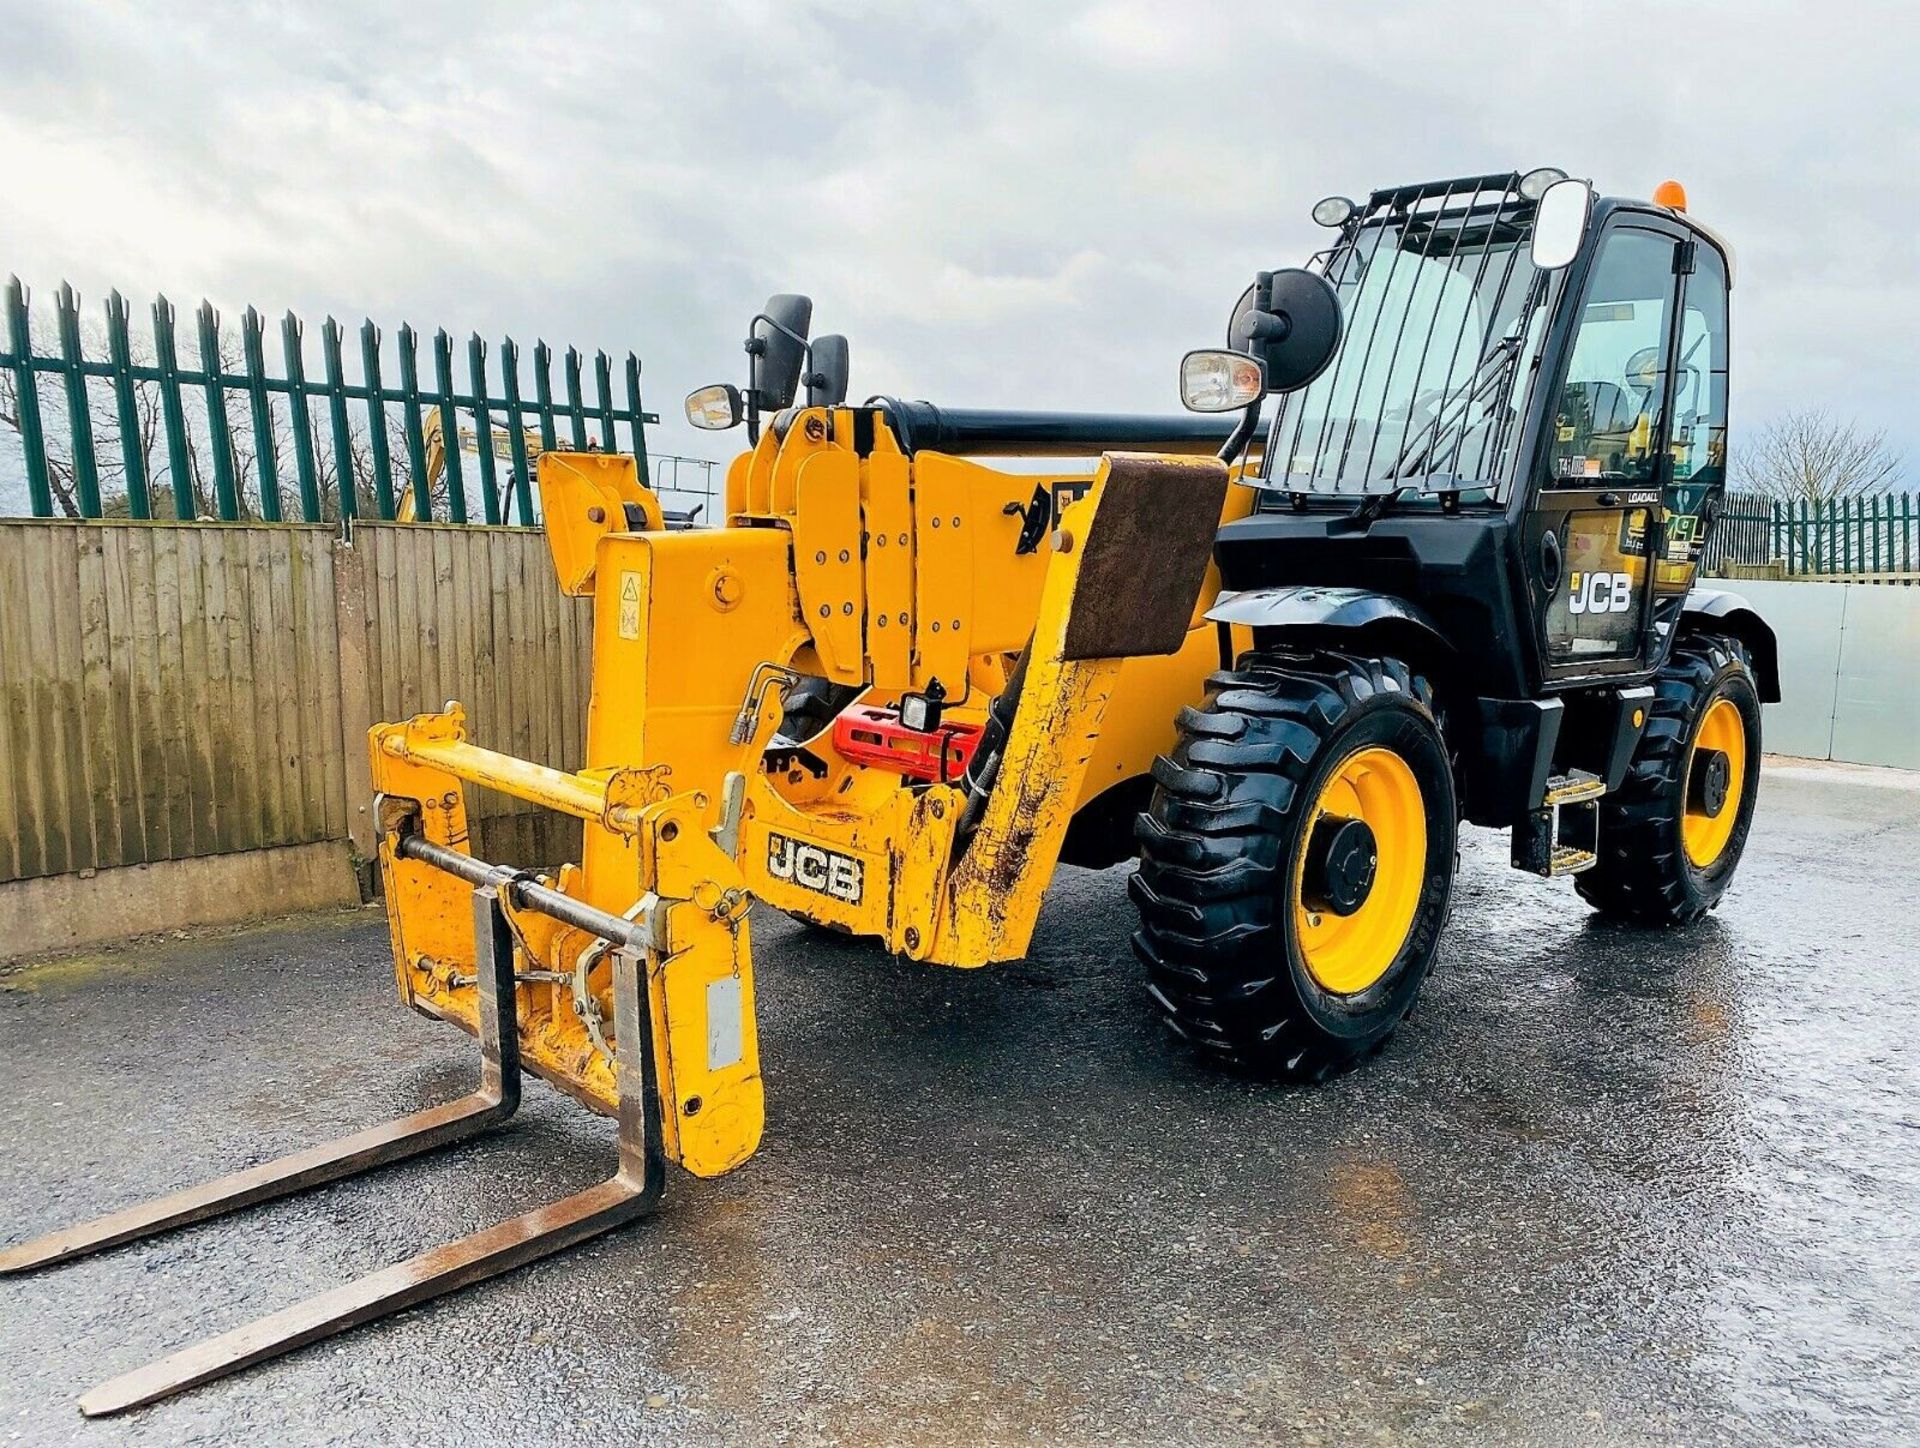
[1525,220,1686,681]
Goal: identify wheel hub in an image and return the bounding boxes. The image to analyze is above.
[1304,816,1378,917]
[1690,747,1731,818]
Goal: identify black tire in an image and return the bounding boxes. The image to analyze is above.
[1574,633,1762,925]
[1129,650,1457,1080]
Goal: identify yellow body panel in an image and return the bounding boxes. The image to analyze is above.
[862,445,916,689]
[538,451,665,596]
[908,452,1055,692]
[373,409,1238,1180]
[791,450,866,682]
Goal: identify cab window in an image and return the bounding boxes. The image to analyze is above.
[1545,227,1678,487]
[1671,245,1730,496]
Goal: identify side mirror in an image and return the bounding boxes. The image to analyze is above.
[748,293,813,409]
[685,382,743,430]
[804,334,850,407]
[1180,350,1265,412]
[1530,178,1593,271]
[1228,268,1343,393]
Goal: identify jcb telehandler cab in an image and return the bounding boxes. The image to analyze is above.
[1133,169,1776,1075]
[5,169,1776,1415]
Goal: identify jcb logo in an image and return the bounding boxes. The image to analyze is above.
[766,832,863,905]
[1568,570,1634,615]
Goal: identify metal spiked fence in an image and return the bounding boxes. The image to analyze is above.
[1769,493,1918,579]
[1705,490,1919,582]
[2,275,656,526]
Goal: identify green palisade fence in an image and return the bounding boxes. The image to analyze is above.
[1,275,656,526]
[1696,490,1918,584]
[1770,493,1918,581]
[1703,491,1774,573]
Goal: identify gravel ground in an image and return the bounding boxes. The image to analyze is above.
[1,760,1916,1445]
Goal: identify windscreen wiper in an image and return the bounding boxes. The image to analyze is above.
[1331,484,1410,533]
[1385,335,1522,482]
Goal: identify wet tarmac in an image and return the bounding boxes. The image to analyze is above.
[1,761,1916,1445]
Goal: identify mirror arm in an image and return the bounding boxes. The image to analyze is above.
[743,310,821,432]
[745,311,812,354]
[1217,395,1265,466]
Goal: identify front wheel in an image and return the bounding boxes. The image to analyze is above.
[1129,650,1457,1081]
[1575,633,1762,925]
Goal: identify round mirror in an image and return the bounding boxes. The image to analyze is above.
[1530,178,1592,271]
[1229,268,1343,393]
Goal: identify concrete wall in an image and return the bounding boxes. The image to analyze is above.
[0,841,359,959]
[1728,579,1920,770]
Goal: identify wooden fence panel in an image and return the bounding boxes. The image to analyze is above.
[0,519,592,886]
[0,521,343,882]
[344,523,592,867]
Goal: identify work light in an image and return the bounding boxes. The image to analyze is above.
[1180,350,1265,413]
[1311,195,1355,227]
[685,382,743,430]
[1518,166,1568,201]
[898,684,946,733]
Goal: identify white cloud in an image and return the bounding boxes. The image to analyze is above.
[1,0,1915,472]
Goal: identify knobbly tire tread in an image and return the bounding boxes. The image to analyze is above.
[1574,633,1761,926]
[1129,649,1455,1081]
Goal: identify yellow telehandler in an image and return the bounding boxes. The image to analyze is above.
[4,169,1778,1416]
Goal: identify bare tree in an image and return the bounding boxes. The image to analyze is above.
[1735,409,1902,504]
[1,313,172,518]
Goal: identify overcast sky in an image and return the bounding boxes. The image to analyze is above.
[3,0,1916,480]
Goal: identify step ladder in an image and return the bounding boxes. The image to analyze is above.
[1513,769,1605,878]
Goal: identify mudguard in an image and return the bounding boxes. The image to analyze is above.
[1206,585,1454,660]
[1679,588,1781,703]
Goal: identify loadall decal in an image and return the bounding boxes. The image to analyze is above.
[766,832,864,904]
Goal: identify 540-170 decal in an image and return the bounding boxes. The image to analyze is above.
[766,832,864,905]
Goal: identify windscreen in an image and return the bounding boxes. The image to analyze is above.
[1261,182,1547,497]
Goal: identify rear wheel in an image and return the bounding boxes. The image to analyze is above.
[1129,650,1457,1080]
[1575,633,1761,925]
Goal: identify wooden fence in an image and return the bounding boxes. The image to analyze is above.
[0,519,591,888]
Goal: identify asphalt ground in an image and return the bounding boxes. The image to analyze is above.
[1,761,1916,1445]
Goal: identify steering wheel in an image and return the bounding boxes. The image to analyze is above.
[1624,344,1704,421]
[1624,346,1662,391]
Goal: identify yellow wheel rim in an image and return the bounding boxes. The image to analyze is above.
[1683,696,1747,868]
[1293,746,1427,996]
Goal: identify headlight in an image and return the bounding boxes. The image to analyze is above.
[1179,350,1265,413]
[685,382,743,430]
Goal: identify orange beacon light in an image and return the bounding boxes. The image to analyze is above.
[1653,179,1688,210]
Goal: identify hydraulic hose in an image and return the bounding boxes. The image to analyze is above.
[953,643,1031,854]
